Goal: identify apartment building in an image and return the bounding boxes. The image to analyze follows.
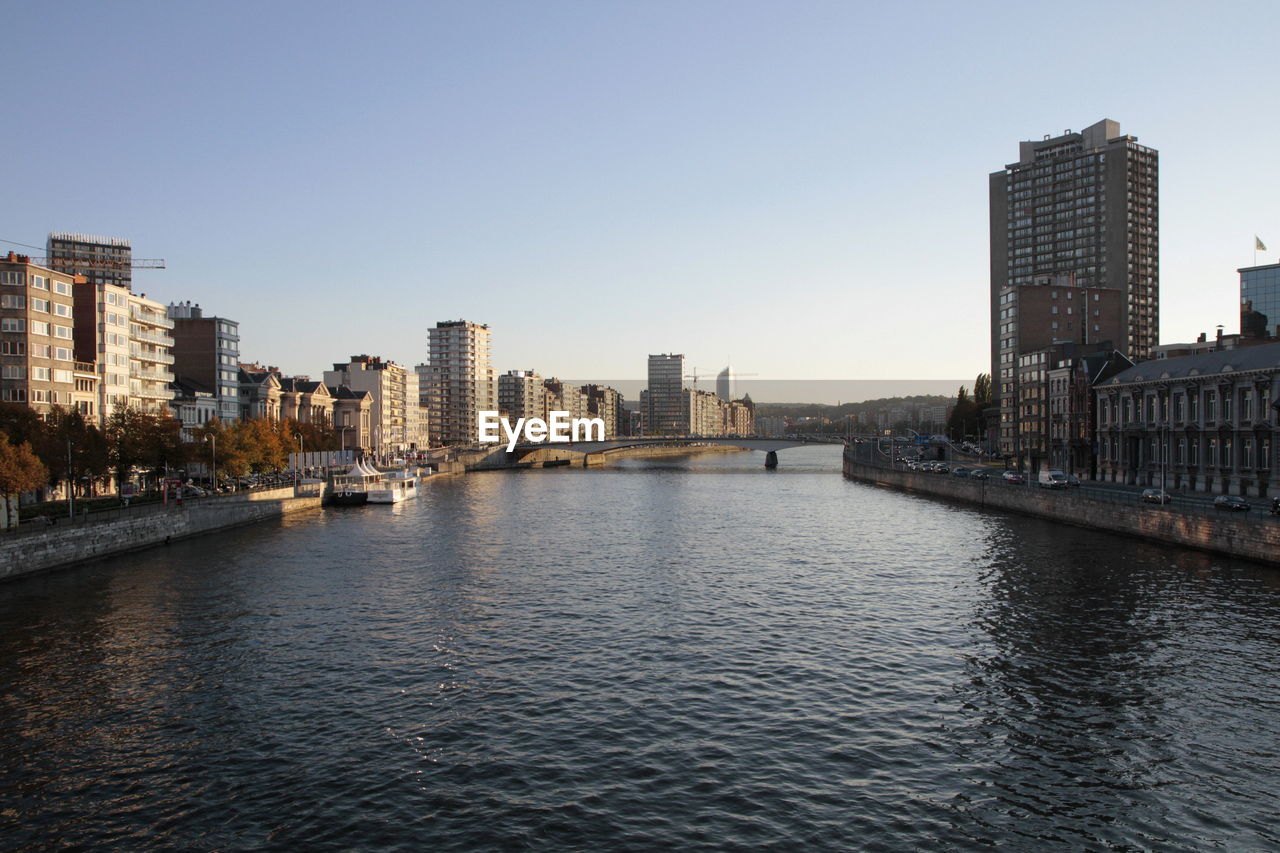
[424,320,495,446]
[498,370,545,422]
[71,277,132,422]
[46,232,134,290]
[324,355,413,455]
[642,353,685,435]
[127,292,176,415]
[584,384,626,438]
[990,119,1158,461]
[0,253,77,415]
[168,301,240,423]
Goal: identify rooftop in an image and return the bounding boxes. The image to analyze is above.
[1107,341,1280,385]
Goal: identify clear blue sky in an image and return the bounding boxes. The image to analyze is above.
[4,0,1276,388]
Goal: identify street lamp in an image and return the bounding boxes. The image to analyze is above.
[66,437,75,521]
[1160,420,1168,495]
[294,432,304,487]
[205,433,216,491]
[338,425,355,458]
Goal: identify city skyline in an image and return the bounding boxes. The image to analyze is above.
[3,2,1276,382]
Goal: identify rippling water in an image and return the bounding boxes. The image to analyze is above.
[3,447,1279,850]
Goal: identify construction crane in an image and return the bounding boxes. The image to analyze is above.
[32,256,166,270]
[1,238,165,271]
[685,364,761,399]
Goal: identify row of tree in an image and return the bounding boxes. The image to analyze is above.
[945,373,992,441]
[0,403,350,502]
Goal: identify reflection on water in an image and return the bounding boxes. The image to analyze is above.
[1,447,1278,850]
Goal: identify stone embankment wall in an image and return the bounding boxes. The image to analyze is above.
[1,486,322,581]
[843,455,1280,568]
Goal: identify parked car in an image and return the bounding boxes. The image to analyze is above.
[1066,474,1081,487]
[1214,495,1250,511]
[1141,488,1172,504]
[969,469,990,480]
[1002,471,1025,484]
[951,467,971,478]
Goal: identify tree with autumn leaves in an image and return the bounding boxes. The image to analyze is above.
[193,417,339,480]
[0,433,45,528]
[1,401,345,503]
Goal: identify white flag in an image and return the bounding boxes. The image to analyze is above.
[1257,235,1268,252]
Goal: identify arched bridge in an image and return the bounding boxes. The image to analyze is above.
[508,435,846,467]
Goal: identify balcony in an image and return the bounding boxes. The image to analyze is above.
[130,365,174,383]
[129,306,175,329]
[132,329,175,347]
[130,346,175,364]
[130,384,174,401]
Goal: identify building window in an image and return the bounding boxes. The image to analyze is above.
[1205,391,1216,422]
[1177,438,1186,465]
[30,275,47,290]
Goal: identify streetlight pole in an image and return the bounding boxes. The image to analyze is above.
[339,425,355,463]
[1161,421,1167,495]
[205,433,216,492]
[294,433,304,487]
[66,437,74,521]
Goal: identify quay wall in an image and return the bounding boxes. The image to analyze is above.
[1,487,322,581]
[843,455,1280,567]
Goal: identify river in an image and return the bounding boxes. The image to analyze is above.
[2,446,1278,850]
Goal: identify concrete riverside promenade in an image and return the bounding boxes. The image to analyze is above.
[1,485,322,581]
[843,450,1279,568]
